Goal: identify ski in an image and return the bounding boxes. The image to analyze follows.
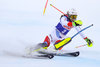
[37,54,54,59]
[24,45,54,59]
[3,50,54,59]
[24,54,54,59]
[38,51,80,57]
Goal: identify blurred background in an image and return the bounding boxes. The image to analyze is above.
[0,0,100,67]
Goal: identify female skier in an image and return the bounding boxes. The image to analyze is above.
[37,9,93,51]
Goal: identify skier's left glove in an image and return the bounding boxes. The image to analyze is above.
[73,20,83,26]
[84,37,93,47]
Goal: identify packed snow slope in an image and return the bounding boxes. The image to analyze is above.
[0,0,100,67]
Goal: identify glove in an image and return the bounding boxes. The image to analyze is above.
[73,20,83,26]
[84,37,93,47]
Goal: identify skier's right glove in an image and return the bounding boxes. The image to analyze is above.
[84,37,93,47]
[73,20,83,26]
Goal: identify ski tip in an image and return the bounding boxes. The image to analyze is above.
[48,54,54,59]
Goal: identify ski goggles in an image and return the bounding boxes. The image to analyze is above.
[70,15,77,19]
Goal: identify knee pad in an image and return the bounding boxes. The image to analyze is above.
[44,36,50,47]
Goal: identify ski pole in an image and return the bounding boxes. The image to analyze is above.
[50,4,68,17]
[71,24,93,39]
[75,40,93,48]
[75,44,87,48]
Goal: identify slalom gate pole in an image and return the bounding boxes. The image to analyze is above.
[50,4,68,17]
[43,0,49,15]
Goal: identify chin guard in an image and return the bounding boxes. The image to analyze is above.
[73,20,83,26]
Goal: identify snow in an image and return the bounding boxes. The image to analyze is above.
[0,0,100,67]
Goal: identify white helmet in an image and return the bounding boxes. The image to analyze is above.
[67,8,77,16]
[67,9,77,21]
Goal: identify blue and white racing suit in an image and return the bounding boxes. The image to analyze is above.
[44,15,86,47]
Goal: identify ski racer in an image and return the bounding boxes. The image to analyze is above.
[38,9,93,51]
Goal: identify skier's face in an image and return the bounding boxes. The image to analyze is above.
[70,15,77,21]
[70,15,77,19]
